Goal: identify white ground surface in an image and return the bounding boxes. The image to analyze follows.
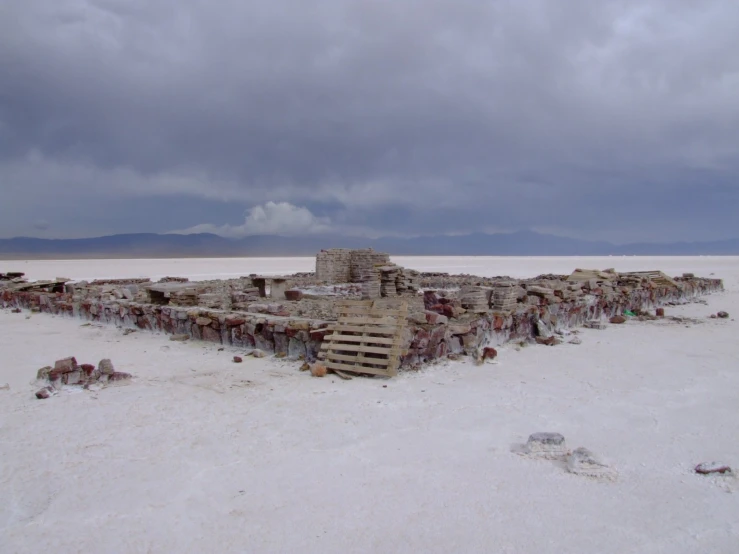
[1,257,738,553]
[3,255,737,281]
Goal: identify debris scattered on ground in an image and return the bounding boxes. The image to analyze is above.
[568,336,582,345]
[475,346,499,364]
[535,336,561,346]
[11,308,21,314]
[0,383,9,391]
[122,328,136,335]
[656,308,665,317]
[609,315,627,324]
[34,356,132,399]
[35,386,56,399]
[252,349,266,358]
[717,311,730,319]
[233,356,242,363]
[310,362,327,377]
[695,462,733,475]
[169,334,190,341]
[482,347,498,361]
[584,320,606,330]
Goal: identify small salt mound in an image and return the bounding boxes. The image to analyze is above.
[567,447,618,481]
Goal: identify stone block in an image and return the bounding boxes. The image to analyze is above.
[284,290,303,301]
[99,359,115,375]
[425,311,448,325]
[63,371,82,385]
[108,372,132,382]
[54,357,77,373]
[36,366,52,380]
[202,326,222,343]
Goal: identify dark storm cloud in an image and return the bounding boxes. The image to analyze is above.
[1,0,738,240]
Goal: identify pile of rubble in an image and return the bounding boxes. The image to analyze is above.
[35,357,132,398]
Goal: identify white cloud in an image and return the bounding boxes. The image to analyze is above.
[172,201,331,238]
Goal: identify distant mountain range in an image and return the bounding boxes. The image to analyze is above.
[1,231,738,259]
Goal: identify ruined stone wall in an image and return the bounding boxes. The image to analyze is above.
[402,276,723,366]
[315,248,391,286]
[1,272,723,371]
[316,249,353,283]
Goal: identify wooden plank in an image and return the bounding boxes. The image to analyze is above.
[326,352,391,366]
[337,316,402,326]
[325,361,395,377]
[320,343,392,355]
[329,368,354,380]
[323,333,397,345]
[338,309,400,317]
[326,324,397,335]
[338,306,408,317]
[337,300,374,307]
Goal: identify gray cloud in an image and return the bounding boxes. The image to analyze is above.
[1,0,738,241]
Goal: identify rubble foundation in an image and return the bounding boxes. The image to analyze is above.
[0,255,724,370]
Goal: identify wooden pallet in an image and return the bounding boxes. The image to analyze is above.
[318,300,408,377]
[621,270,678,288]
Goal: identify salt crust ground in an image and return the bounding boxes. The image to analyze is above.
[1,257,738,553]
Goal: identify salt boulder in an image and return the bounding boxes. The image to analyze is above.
[524,432,568,458]
[566,447,617,480]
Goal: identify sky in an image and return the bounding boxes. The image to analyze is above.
[1,0,738,243]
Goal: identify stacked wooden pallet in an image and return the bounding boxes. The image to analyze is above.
[318,300,408,377]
